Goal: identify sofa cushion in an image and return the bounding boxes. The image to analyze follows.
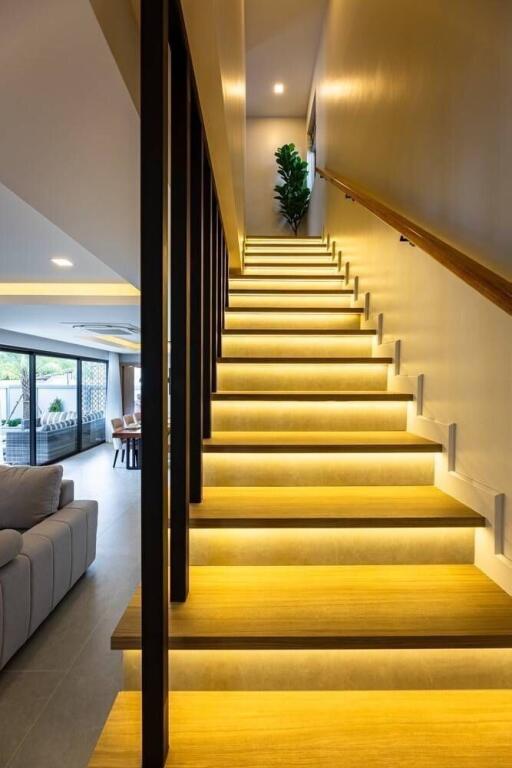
[0,529,22,568]
[0,464,64,530]
[59,479,75,509]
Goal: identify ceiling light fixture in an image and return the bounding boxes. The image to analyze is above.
[51,257,74,268]
[273,82,285,95]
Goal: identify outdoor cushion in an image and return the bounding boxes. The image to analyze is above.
[0,529,23,568]
[0,464,63,529]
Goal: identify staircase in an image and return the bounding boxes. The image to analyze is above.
[89,236,512,766]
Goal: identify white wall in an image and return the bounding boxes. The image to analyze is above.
[246,118,307,236]
[309,0,512,591]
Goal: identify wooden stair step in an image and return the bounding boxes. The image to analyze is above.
[191,486,484,528]
[226,306,362,313]
[229,288,352,294]
[219,356,392,364]
[211,391,412,401]
[111,564,512,650]
[89,689,512,767]
[235,273,345,280]
[222,329,377,335]
[244,261,336,268]
[203,431,442,453]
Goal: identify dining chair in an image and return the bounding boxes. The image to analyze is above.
[111,417,126,468]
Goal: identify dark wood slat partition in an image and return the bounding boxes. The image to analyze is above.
[202,155,213,439]
[169,0,191,602]
[189,98,204,503]
[140,0,169,764]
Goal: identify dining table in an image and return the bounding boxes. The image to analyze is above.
[112,425,142,470]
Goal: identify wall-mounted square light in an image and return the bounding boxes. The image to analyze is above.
[273,82,285,95]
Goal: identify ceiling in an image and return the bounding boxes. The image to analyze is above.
[0,303,140,354]
[0,182,123,282]
[245,0,327,117]
[0,0,140,286]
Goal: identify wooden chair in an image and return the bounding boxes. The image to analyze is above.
[111,418,126,468]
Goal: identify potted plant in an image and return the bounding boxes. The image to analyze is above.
[48,397,64,413]
[274,143,311,235]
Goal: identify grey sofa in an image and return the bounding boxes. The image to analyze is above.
[4,411,105,464]
[0,464,98,669]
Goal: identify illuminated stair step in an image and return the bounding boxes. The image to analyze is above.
[212,399,407,431]
[222,328,376,335]
[111,564,512,650]
[88,689,512,767]
[244,266,340,275]
[244,255,335,264]
[203,431,441,453]
[189,527,475,566]
[236,272,345,280]
[229,281,348,291]
[224,312,362,330]
[203,451,434,486]
[229,275,345,292]
[217,360,388,391]
[123,647,512,692]
[190,486,483,528]
[89,690,512,766]
[221,334,373,357]
[244,259,335,268]
[228,293,354,309]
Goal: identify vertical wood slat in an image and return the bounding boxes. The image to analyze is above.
[169,0,190,603]
[189,95,204,503]
[202,156,213,438]
[211,197,219,391]
[216,207,223,359]
[141,0,169,764]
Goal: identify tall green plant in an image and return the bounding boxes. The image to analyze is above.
[274,143,310,235]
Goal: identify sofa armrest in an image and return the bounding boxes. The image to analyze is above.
[59,479,75,509]
[0,529,23,568]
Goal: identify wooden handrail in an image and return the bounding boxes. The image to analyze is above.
[317,166,512,315]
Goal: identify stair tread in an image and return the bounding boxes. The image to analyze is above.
[203,430,442,452]
[191,486,483,527]
[219,356,391,363]
[90,689,512,767]
[222,329,377,335]
[229,288,352,294]
[211,391,411,400]
[235,273,344,280]
[112,564,512,650]
[226,306,362,313]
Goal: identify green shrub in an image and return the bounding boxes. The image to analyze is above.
[48,397,64,412]
[274,143,311,235]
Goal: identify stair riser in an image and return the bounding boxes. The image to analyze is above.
[229,294,354,309]
[123,648,512,691]
[244,257,335,265]
[203,453,435,486]
[230,279,346,291]
[225,313,361,331]
[217,363,388,391]
[212,401,406,431]
[221,336,372,358]
[245,266,340,276]
[189,528,474,566]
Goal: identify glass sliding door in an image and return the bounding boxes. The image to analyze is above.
[36,355,78,464]
[81,360,107,449]
[0,350,31,465]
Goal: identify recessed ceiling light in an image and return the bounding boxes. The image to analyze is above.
[51,257,74,268]
[273,82,285,95]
